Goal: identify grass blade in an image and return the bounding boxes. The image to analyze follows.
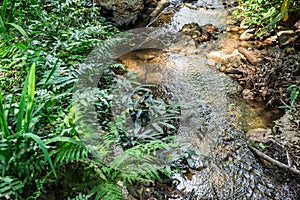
[1,0,8,20]
[0,92,10,138]
[24,63,36,133]
[0,16,7,33]
[41,60,58,89]
[7,23,29,42]
[24,133,57,178]
[17,76,28,132]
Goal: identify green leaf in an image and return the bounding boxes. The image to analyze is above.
[257,9,288,37]
[1,0,8,20]
[0,93,10,138]
[45,136,86,148]
[17,76,28,133]
[24,63,36,133]
[0,16,7,34]
[7,23,29,42]
[24,133,57,178]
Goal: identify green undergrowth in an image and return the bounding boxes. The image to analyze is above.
[233,0,300,36]
[0,0,190,199]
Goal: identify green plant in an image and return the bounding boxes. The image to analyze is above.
[234,0,300,36]
[1,1,190,199]
[280,84,300,111]
[0,64,57,198]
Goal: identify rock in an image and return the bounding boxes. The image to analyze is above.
[201,24,218,34]
[207,59,216,66]
[150,0,169,18]
[95,0,159,27]
[246,128,272,142]
[294,20,300,30]
[95,0,144,27]
[240,19,249,30]
[226,26,240,32]
[277,30,298,46]
[180,22,216,43]
[239,29,255,41]
[242,89,255,100]
[226,18,237,25]
[238,47,262,65]
[262,35,278,45]
[206,49,241,64]
[219,66,226,72]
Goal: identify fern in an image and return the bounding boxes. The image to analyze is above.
[51,141,89,165]
[67,193,92,200]
[0,177,24,199]
[89,182,123,200]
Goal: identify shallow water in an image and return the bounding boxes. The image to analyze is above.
[117,0,297,198]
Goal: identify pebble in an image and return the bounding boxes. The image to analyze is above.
[240,19,249,29]
[240,29,255,41]
[226,26,240,32]
[242,89,255,100]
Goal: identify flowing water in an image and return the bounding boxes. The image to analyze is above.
[118,0,297,198]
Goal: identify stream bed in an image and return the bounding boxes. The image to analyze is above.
[116,0,298,199]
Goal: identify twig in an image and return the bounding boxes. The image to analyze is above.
[249,146,300,175]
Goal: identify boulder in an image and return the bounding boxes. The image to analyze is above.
[95,0,158,27]
[180,22,217,43]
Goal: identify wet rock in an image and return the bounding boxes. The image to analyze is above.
[240,29,255,41]
[226,26,240,32]
[225,68,246,75]
[95,0,145,27]
[170,34,199,54]
[207,49,241,64]
[226,18,237,25]
[201,24,218,34]
[95,0,162,27]
[238,47,262,65]
[150,0,170,19]
[207,59,216,66]
[218,65,227,72]
[181,3,198,10]
[180,22,217,43]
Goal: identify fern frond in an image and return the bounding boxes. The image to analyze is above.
[0,176,24,199]
[89,182,123,200]
[50,141,88,165]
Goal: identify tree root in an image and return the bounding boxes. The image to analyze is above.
[249,146,300,175]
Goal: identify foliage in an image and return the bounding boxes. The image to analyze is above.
[279,84,300,111]
[0,0,186,199]
[233,0,300,36]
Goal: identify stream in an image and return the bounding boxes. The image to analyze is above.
[84,0,297,199]
[120,0,297,199]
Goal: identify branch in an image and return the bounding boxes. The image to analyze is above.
[249,146,300,175]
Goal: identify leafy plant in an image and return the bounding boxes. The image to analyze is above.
[279,84,300,111]
[234,0,300,36]
[0,64,57,198]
